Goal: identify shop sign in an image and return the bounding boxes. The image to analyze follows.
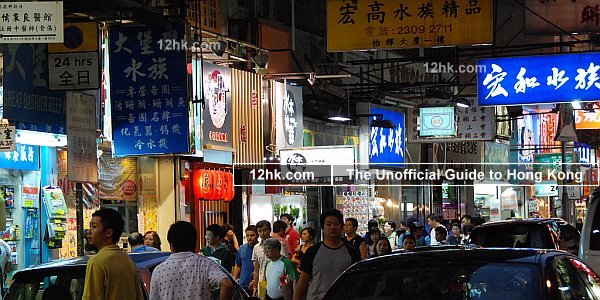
[534,182,558,197]
[0,2,64,43]
[575,109,600,129]
[326,0,492,51]
[98,151,137,201]
[1,44,66,133]
[251,90,258,110]
[419,106,456,137]
[478,52,600,106]
[540,113,559,153]
[48,52,100,91]
[558,185,581,201]
[0,144,39,171]
[517,114,539,163]
[524,0,600,35]
[66,92,98,183]
[574,143,591,167]
[484,141,509,177]
[0,126,16,152]
[22,186,39,208]
[275,82,303,149]
[279,146,355,184]
[240,124,247,143]
[202,63,232,149]
[109,25,190,156]
[369,106,405,168]
[533,153,577,178]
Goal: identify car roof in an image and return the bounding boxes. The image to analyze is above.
[474,218,564,227]
[13,252,171,280]
[349,248,566,272]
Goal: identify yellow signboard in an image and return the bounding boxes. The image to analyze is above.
[48,22,98,53]
[327,0,492,51]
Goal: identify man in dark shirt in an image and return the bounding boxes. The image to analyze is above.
[294,209,360,300]
[200,224,234,272]
[342,218,367,260]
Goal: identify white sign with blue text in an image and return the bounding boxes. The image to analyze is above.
[369,107,405,168]
[478,52,600,106]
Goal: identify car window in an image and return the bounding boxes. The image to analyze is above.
[555,257,596,299]
[557,224,580,255]
[568,258,600,298]
[326,262,541,300]
[210,277,246,300]
[471,225,555,249]
[591,201,600,250]
[5,271,85,300]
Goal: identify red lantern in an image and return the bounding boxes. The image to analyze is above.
[193,169,210,200]
[222,171,231,201]
[206,170,216,200]
[215,171,225,200]
[224,172,235,201]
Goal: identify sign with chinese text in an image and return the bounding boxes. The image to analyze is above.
[0,126,16,152]
[275,82,303,150]
[67,92,98,183]
[48,52,100,90]
[48,22,98,53]
[0,2,63,43]
[22,186,39,208]
[109,25,190,156]
[540,113,560,153]
[0,144,39,170]
[326,0,492,51]
[369,107,405,168]
[279,146,355,184]
[574,143,591,167]
[478,52,600,106]
[2,44,66,133]
[419,106,456,137]
[484,141,509,176]
[533,153,577,179]
[517,113,539,163]
[524,0,600,35]
[575,109,600,129]
[202,63,232,149]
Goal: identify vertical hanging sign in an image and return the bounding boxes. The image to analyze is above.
[66,92,98,183]
[109,24,190,156]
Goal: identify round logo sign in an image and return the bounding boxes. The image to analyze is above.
[431,116,443,127]
[286,153,307,174]
[122,180,137,196]
[206,70,228,129]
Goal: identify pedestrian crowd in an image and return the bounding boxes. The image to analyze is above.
[81,208,484,300]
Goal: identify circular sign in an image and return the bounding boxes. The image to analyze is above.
[430,116,443,127]
[283,90,297,145]
[286,153,307,174]
[64,25,84,49]
[206,70,228,129]
[122,180,137,196]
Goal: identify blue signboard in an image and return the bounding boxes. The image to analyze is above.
[478,52,600,106]
[419,107,456,137]
[0,144,40,171]
[1,44,66,133]
[109,25,189,156]
[369,107,405,168]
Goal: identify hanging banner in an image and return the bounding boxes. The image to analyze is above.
[67,92,98,183]
[369,106,405,168]
[419,106,456,137]
[0,1,64,43]
[1,44,66,133]
[98,152,137,201]
[478,52,600,106]
[275,82,303,150]
[202,62,233,149]
[524,0,600,35]
[326,0,492,51]
[109,24,190,156]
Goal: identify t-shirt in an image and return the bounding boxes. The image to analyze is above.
[342,235,365,251]
[83,245,144,300]
[299,242,360,300]
[131,245,159,253]
[252,239,288,282]
[234,243,255,288]
[265,256,298,299]
[150,251,228,300]
[200,243,233,272]
[285,227,301,258]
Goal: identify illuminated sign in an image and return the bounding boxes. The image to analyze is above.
[419,106,456,137]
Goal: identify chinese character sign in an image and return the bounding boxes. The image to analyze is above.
[369,107,405,168]
[478,52,600,106]
[326,0,492,51]
[202,63,232,148]
[0,144,39,170]
[109,25,189,156]
[0,2,63,43]
[575,109,600,129]
[67,92,98,183]
[525,0,600,35]
[275,82,304,150]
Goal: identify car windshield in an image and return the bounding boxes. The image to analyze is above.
[470,224,555,249]
[5,269,86,300]
[326,262,542,300]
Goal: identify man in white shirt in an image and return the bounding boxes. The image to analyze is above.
[0,238,11,296]
[150,221,232,300]
[427,214,443,246]
[251,220,287,297]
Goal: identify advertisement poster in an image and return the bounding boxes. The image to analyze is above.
[98,151,137,201]
[202,62,233,149]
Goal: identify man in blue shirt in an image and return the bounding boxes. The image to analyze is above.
[128,232,159,253]
[232,225,258,294]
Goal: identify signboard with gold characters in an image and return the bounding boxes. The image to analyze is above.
[327,0,492,51]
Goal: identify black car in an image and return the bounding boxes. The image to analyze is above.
[4,252,256,300]
[324,248,600,299]
[470,218,580,253]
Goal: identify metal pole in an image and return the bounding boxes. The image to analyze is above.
[76,182,84,256]
[291,0,295,52]
[561,142,572,224]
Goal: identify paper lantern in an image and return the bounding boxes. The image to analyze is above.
[222,171,231,201]
[224,172,235,201]
[206,170,216,200]
[215,171,225,200]
[193,169,211,200]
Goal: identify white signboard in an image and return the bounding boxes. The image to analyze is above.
[0,126,16,152]
[279,146,355,180]
[559,186,582,201]
[0,2,64,43]
[48,52,100,90]
[67,92,98,183]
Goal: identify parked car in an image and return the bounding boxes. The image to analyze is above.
[469,218,580,253]
[324,248,600,299]
[580,186,600,274]
[4,252,256,300]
